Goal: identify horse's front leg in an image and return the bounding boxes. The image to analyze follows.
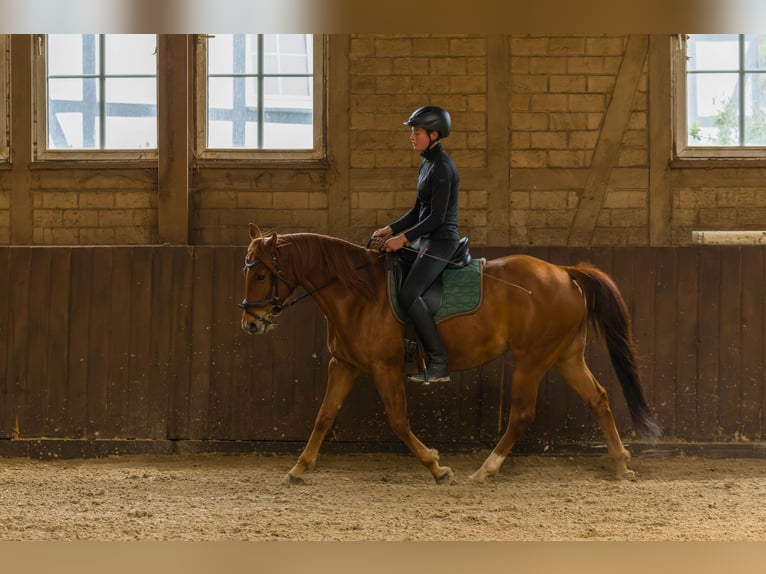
[284,357,358,485]
[373,366,454,485]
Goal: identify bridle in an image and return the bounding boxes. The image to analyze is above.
[238,251,294,328]
[239,242,385,329]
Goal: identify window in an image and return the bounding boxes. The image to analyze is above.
[195,34,325,161]
[35,34,158,160]
[676,34,766,159]
[1,35,8,162]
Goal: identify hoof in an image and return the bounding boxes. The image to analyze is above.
[468,471,486,483]
[281,472,305,486]
[616,469,637,480]
[435,468,455,485]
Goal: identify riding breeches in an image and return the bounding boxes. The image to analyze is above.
[396,238,460,311]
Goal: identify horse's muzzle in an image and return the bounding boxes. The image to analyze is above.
[240,312,273,335]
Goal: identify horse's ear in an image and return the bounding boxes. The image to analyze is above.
[249,223,261,240]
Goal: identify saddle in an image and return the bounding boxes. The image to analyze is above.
[387,237,484,325]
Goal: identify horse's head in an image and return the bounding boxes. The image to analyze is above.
[239,223,296,335]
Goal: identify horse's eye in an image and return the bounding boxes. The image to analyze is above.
[256,273,266,281]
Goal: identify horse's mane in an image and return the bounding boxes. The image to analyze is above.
[275,233,382,301]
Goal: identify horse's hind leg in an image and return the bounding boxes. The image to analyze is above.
[554,341,634,479]
[284,357,358,485]
[469,363,545,483]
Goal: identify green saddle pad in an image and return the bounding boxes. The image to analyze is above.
[388,258,484,324]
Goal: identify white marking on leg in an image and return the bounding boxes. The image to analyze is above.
[484,452,506,475]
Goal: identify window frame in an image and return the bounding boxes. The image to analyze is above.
[673,33,766,160]
[193,33,326,163]
[32,33,160,163]
[0,35,9,163]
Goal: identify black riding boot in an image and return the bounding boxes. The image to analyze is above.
[406,297,451,383]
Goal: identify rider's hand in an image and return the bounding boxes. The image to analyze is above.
[384,234,408,252]
[372,226,392,239]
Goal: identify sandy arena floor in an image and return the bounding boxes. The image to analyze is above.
[1,451,765,541]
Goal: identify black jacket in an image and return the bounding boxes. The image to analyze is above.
[389,143,459,243]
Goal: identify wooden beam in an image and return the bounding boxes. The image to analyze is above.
[648,35,673,246]
[567,34,649,246]
[157,35,190,245]
[10,35,33,244]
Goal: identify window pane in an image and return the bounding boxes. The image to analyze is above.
[208,34,258,75]
[744,34,766,70]
[204,33,315,151]
[48,34,100,76]
[208,34,234,74]
[264,77,312,149]
[48,77,99,149]
[687,72,740,146]
[105,78,157,148]
[105,35,156,75]
[687,34,739,71]
[207,76,259,148]
[264,34,312,74]
[744,73,766,145]
[45,34,157,152]
[263,120,313,149]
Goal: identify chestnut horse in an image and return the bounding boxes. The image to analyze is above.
[240,224,661,484]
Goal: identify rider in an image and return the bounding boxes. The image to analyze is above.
[372,105,460,383]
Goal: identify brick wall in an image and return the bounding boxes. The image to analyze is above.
[348,34,489,244]
[2,34,765,247]
[29,171,157,245]
[192,168,330,245]
[509,35,650,245]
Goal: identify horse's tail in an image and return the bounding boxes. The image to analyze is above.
[564,263,663,444]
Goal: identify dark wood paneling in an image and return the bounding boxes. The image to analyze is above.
[0,249,9,438]
[106,247,133,438]
[188,246,214,439]
[740,248,764,440]
[46,248,71,437]
[674,247,700,438]
[718,250,742,438]
[697,248,721,440]
[652,248,677,436]
[7,250,31,439]
[25,249,52,437]
[87,248,112,437]
[66,248,92,437]
[1,245,765,449]
[127,247,153,438]
[167,246,194,439]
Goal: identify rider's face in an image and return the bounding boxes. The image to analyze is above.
[409,127,435,152]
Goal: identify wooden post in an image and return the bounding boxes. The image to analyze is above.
[157,34,190,245]
[648,35,673,246]
[10,35,34,244]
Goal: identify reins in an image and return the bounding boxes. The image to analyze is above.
[239,247,387,323]
[240,237,533,327]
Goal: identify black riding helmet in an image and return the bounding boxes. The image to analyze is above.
[403,106,451,139]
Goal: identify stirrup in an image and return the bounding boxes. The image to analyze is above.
[407,369,451,384]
